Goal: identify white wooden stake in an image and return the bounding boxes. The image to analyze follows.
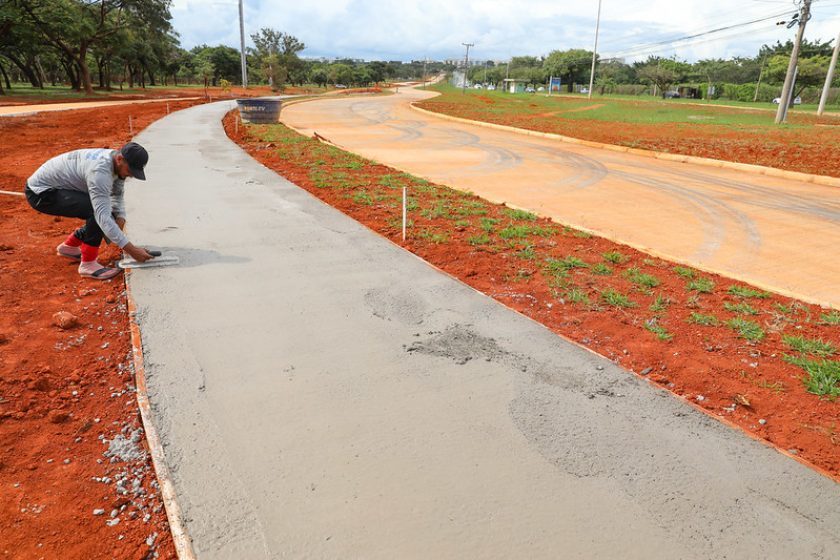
[402,187,407,242]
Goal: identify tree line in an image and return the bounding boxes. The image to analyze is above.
[467,39,839,102]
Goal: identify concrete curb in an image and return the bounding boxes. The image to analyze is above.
[126,272,197,560]
[408,102,840,189]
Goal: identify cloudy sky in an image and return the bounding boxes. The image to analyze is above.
[171,0,840,62]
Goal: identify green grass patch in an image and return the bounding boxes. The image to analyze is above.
[726,318,765,342]
[564,288,591,306]
[644,320,674,341]
[819,311,840,325]
[416,229,450,244]
[479,217,499,232]
[723,301,759,315]
[603,251,629,264]
[649,294,671,313]
[688,312,719,326]
[624,266,660,289]
[421,202,452,219]
[687,277,715,293]
[600,289,636,308]
[591,263,612,276]
[782,335,837,358]
[517,245,536,260]
[351,191,373,205]
[783,355,840,399]
[467,234,491,246]
[498,224,554,239]
[503,208,538,221]
[673,266,696,279]
[546,256,589,274]
[727,285,770,299]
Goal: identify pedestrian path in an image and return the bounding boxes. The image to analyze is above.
[127,101,840,559]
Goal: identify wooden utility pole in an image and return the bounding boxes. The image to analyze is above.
[775,0,811,124]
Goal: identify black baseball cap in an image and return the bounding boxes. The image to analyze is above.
[120,142,148,180]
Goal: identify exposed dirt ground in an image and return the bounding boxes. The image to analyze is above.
[225,111,840,482]
[0,100,206,559]
[416,94,840,178]
[0,85,277,107]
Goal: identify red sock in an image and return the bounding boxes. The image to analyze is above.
[80,243,99,263]
[64,233,83,247]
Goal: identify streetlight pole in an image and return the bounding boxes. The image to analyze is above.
[462,42,474,93]
[588,0,602,100]
[818,31,840,116]
[238,0,247,88]
[775,0,811,124]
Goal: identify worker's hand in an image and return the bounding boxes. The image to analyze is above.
[123,243,154,263]
[115,217,126,231]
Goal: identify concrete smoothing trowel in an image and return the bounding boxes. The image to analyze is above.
[118,250,180,269]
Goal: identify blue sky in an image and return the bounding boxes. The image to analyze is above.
[171,0,840,62]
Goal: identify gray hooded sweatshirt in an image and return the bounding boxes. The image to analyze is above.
[27,148,129,248]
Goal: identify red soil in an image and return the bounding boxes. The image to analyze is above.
[225,112,840,482]
[0,100,205,558]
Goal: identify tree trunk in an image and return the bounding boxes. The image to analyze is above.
[77,45,94,94]
[5,54,41,87]
[97,56,106,88]
[0,61,10,91]
[33,56,46,88]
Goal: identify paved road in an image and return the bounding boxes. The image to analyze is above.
[128,101,840,559]
[282,88,840,309]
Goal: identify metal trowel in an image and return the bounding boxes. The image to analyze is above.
[118,250,180,269]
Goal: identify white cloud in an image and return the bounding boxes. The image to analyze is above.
[170,0,840,62]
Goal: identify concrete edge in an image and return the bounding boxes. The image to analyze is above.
[126,271,197,560]
[240,109,840,483]
[408,102,840,189]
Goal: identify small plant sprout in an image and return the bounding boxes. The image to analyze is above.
[467,234,491,245]
[687,277,715,293]
[503,208,538,221]
[673,266,696,279]
[783,355,840,399]
[603,251,629,264]
[624,267,660,289]
[819,311,840,326]
[688,312,719,326]
[726,317,765,342]
[644,319,673,341]
[591,263,612,275]
[649,294,671,313]
[782,335,837,358]
[727,285,770,299]
[601,289,637,308]
[723,302,759,315]
[564,288,591,306]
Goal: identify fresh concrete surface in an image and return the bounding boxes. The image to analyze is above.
[127,101,840,559]
[281,88,840,309]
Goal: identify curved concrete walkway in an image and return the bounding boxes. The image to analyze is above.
[281,88,840,309]
[128,101,840,559]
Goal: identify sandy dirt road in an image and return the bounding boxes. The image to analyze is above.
[125,101,840,559]
[281,88,840,309]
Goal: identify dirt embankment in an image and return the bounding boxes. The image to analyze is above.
[0,99,204,559]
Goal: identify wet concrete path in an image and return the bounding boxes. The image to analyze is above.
[127,101,840,559]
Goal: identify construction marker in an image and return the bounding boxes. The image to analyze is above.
[402,187,407,242]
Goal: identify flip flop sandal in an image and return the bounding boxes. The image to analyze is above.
[56,246,81,260]
[79,267,121,280]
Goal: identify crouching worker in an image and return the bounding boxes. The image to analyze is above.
[25,142,155,280]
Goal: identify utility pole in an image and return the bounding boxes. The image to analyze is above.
[462,42,473,93]
[818,31,840,116]
[238,0,247,88]
[587,0,602,100]
[423,58,428,89]
[753,54,767,102]
[775,0,811,124]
